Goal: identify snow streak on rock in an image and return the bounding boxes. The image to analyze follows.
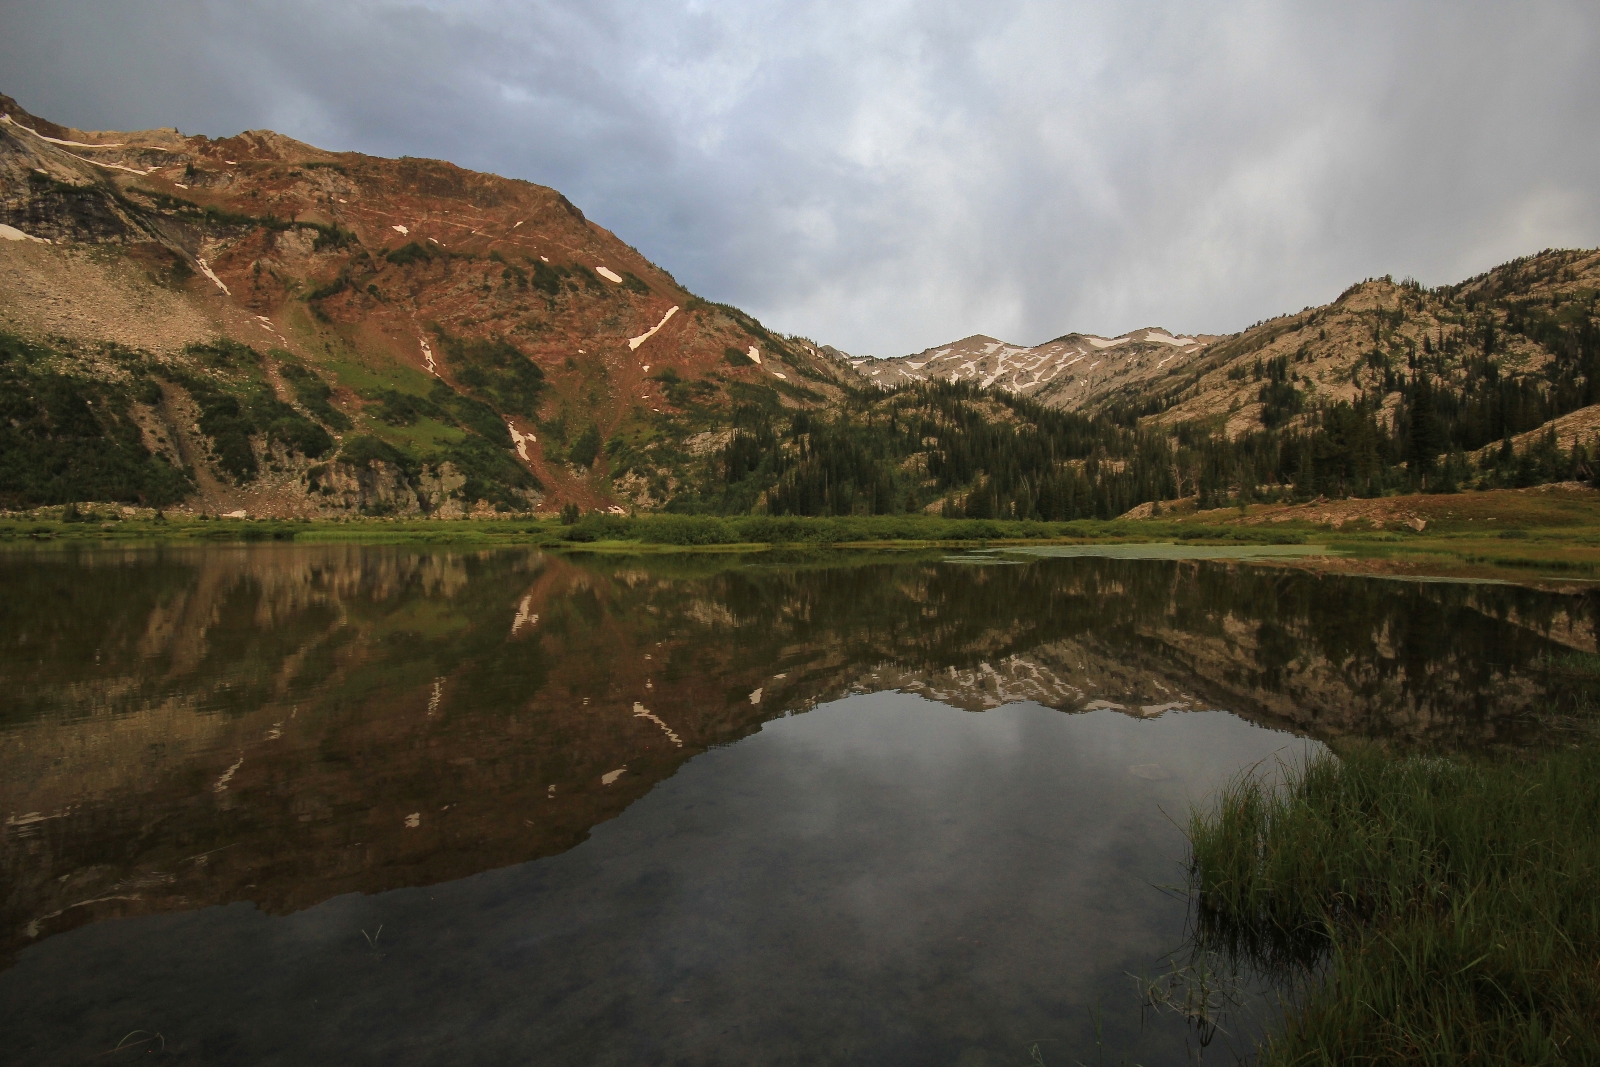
[0,224,49,243]
[628,306,679,351]
[196,258,230,295]
[507,420,532,462]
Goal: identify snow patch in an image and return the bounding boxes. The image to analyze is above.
[507,420,531,462]
[773,371,787,379]
[196,258,230,295]
[1142,331,1196,347]
[419,336,437,375]
[601,768,627,785]
[67,153,153,175]
[595,266,623,283]
[1087,337,1129,349]
[0,224,49,243]
[404,812,421,828]
[628,305,680,350]
[1,114,125,148]
[223,508,247,518]
[748,688,763,704]
[392,224,409,235]
[747,346,762,364]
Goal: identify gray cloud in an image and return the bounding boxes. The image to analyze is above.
[3,0,1597,354]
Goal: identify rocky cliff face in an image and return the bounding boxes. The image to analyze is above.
[0,93,856,516]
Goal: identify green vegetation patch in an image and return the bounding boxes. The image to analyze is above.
[169,347,337,482]
[556,512,1106,546]
[435,330,545,417]
[384,241,437,267]
[0,332,192,507]
[275,355,352,430]
[1189,745,1600,1064]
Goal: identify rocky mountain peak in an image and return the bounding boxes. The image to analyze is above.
[849,325,1217,411]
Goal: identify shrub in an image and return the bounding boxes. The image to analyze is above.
[384,242,436,267]
[568,424,603,469]
[437,332,545,415]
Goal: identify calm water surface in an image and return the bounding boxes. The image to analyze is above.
[2,547,1594,1065]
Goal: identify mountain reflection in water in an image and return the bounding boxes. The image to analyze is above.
[1,546,1594,1061]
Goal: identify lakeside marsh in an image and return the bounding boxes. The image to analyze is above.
[11,486,1600,585]
[1188,743,1600,1065]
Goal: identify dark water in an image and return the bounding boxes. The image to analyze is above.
[2,547,1594,1065]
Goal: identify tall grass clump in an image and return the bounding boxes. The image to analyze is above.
[1189,746,1600,1065]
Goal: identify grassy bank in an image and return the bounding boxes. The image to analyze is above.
[0,510,1309,550]
[12,491,1600,583]
[1189,745,1600,1064]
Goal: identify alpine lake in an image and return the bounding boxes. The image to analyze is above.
[2,543,1595,1065]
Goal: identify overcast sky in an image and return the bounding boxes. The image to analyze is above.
[4,1,1598,355]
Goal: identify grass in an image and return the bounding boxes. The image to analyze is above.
[1188,744,1600,1065]
[11,489,1600,585]
[0,511,1308,549]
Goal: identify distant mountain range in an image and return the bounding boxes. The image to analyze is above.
[846,327,1219,411]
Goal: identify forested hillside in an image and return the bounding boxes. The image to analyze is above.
[628,250,1600,521]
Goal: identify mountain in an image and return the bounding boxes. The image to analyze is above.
[5,90,1599,522]
[849,327,1217,411]
[0,93,856,517]
[836,251,1600,510]
[1133,258,1600,439]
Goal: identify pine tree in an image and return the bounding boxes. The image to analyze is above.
[1406,374,1443,486]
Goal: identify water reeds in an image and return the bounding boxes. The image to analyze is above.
[1188,745,1600,1065]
